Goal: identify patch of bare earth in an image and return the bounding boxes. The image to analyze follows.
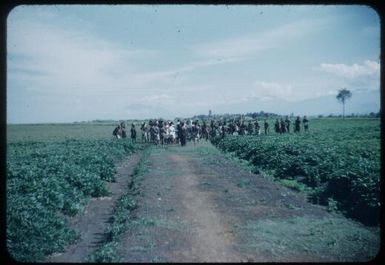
[117,142,379,262]
[45,151,142,263]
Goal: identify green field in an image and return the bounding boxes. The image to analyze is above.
[211,118,381,226]
[6,123,140,262]
[6,118,381,261]
[6,120,144,143]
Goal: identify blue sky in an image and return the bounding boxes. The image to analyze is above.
[7,5,380,123]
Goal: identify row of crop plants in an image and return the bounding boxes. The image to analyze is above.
[6,138,138,262]
[211,120,380,226]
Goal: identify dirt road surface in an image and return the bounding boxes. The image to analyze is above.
[117,142,379,262]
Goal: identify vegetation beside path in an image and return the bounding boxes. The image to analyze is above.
[7,136,138,262]
[86,146,151,262]
[211,118,380,225]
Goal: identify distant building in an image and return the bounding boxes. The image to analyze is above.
[209,110,212,117]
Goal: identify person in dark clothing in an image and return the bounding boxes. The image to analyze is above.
[180,122,187,146]
[280,118,286,134]
[247,121,253,135]
[201,121,209,141]
[130,123,137,142]
[303,116,309,132]
[159,125,166,145]
[264,120,269,135]
[254,120,260,135]
[120,122,127,138]
[113,124,122,139]
[274,119,280,133]
[294,116,301,133]
[285,116,291,133]
[239,122,246,135]
[209,121,217,139]
[176,120,181,144]
[221,124,226,138]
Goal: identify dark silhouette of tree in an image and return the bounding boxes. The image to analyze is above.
[336,88,352,119]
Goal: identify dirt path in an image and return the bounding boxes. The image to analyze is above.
[116,142,379,262]
[167,154,242,262]
[45,151,142,263]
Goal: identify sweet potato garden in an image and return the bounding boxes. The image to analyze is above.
[6,118,381,262]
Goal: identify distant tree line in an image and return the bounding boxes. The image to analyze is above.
[317,111,381,118]
[192,111,279,121]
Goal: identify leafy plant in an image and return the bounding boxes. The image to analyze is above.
[7,136,137,262]
[212,118,380,225]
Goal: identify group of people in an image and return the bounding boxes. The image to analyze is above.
[112,121,137,142]
[139,119,198,146]
[274,116,309,134]
[112,116,310,146]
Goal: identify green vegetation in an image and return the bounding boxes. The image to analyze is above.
[212,118,380,225]
[86,147,151,263]
[6,121,143,143]
[235,216,379,261]
[6,125,137,262]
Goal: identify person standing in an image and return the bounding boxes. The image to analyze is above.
[113,124,122,139]
[274,119,280,134]
[130,123,137,142]
[209,120,216,139]
[221,123,226,138]
[285,116,291,133]
[247,121,253,135]
[264,120,269,135]
[280,118,286,134]
[294,116,301,133]
[254,120,260,135]
[176,120,181,144]
[159,124,166,145]
[120,122,127,138]
[140,122,148,143]
[180,121,187,146]
[303,116,309,132]
[201,121,209,141]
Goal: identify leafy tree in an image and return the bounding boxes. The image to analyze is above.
[336,88,352,119]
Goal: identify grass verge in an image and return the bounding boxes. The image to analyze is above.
[235,216,380,262]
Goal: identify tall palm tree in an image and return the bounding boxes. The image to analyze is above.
[336,88,352,119]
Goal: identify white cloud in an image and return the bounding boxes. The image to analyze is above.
[137,94,176,105]
[7,15,165,97]
[253,81,293,99]
[192,18,327,61]
[320,60,380,79]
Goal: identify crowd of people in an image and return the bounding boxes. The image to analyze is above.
[112,116,310,145]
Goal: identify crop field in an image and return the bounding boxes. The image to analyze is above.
[6,123,139,261]
[211,118,381,225]
[5,117,381,262]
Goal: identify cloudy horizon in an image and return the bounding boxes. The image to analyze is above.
[7,5,380,124]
